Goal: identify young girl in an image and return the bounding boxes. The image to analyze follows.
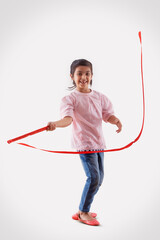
[47,59,122,226]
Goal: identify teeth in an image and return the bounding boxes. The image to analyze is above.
[80,81,87,83]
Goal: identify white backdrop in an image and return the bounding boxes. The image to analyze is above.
[1,0,160,239]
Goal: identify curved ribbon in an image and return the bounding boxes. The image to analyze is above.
[7,31,145,154]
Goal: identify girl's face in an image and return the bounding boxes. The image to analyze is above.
[70,66,93,93]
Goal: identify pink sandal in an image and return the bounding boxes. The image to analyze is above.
[77,214,100,226]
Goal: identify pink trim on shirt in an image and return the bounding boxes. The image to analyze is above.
[60,89,114,150]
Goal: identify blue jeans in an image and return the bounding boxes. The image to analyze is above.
[79,152,104,212]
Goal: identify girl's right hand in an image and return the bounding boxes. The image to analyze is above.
[46,122,56,131]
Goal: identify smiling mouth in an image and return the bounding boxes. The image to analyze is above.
[79,81,87,84]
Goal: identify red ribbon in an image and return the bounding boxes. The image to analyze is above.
[7,31,145,154]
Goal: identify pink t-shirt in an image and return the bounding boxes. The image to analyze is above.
[60,89,114,150]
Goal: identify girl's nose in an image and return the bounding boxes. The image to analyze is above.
[82,74,87,80]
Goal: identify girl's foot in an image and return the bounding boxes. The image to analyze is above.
[77,211,97,218]
[79,211,94,221]
[78,212,100,226]
[72,212,97,220]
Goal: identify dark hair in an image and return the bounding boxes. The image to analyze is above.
[68,59,93,90]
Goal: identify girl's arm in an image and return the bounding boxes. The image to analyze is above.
[107,115,122,133]
[47,116,73,131]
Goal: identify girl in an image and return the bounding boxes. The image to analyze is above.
[47,59,122,226]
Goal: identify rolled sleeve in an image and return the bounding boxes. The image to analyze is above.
[60,95,74,119]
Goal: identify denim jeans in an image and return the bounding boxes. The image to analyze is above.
[79,152,104,212]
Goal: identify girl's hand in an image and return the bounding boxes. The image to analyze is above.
[46,122,56,131]
[107,115,122,133]
[116,119,122,133]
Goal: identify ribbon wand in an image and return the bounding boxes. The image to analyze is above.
[7,126,48,144]
[7,31,144,154]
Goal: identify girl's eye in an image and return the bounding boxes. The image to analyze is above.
[77,72,91,76]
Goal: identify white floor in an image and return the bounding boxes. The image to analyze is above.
[1,142,160,240]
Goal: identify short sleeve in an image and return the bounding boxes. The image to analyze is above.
[101,94,114,122]
[60,95,74,119]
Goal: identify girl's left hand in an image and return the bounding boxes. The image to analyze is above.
[116,119,122,133]
[107,115,122,133]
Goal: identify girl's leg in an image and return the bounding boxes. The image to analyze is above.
[78,152,104,218]
[94,152,104,194]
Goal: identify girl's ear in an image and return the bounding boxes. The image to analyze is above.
[70,73,73,80]
[70,74,76,86]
